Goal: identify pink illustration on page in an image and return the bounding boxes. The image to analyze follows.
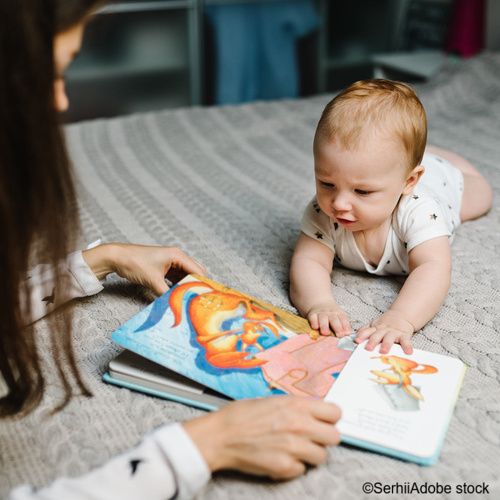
[255,335,353,398]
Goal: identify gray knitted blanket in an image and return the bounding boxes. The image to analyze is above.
[1,53,499,499]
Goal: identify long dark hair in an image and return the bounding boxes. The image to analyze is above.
[55,0,105,32]
[0,0,104,417]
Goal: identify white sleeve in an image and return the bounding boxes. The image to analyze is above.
[7,423,211,500]
[300,198,335,253]
[25,250,103,324]
[396,195,451,252]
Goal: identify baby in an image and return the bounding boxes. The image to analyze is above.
[290,79,493,354]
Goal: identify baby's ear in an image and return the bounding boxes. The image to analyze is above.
[402,165,425,195]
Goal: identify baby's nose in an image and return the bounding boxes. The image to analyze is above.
[332,192,351,211]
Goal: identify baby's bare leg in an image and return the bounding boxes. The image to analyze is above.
[426,145,493,222]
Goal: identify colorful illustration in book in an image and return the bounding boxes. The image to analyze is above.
[370,355,438,411]
[256,334,354,397]
[114,275,354,400]
[169,280,285,369]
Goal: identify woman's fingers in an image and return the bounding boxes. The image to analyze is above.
[303,418,341,447]
[166,247,206,276]
[184,396,342,477]
[260,435,327,472]
[286,436,329,466]
[103,243,206,295]
[279,400,341,446]
[267,455,306,480]
[307,398,342,425]
[149,276,170,296]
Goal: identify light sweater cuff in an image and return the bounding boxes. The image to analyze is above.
[153,423,211,499]
[67,250,104,296]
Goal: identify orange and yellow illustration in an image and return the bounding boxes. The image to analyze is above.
[116,274,354,401]
[370,355,438,405]
[169,280,284,369]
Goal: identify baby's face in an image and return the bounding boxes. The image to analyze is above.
[314,134,411,233]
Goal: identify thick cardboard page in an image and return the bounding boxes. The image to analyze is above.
[325,342,466,464]
[104,350,229,411]
[109,274,355,401]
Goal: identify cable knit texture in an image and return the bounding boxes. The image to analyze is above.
[1,53,499,499]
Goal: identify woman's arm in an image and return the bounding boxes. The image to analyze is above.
[25,250,103,324]
[8,423,209,500]
[26,243,206,324]
[82,243,206,296]
[8,397,341,499]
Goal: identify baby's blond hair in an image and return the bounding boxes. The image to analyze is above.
[314,79,427,171]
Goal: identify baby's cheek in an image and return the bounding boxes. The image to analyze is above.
[316,195,331,215]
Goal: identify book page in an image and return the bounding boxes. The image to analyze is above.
[112,275,354,400]
[325,342,465,459]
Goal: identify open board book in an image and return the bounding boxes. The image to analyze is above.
[104,274,465,465]
[104,274,356,410]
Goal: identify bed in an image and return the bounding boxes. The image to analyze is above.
[1,52,499,498]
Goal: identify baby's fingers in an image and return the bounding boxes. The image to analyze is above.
[332,315,351,337]
[355,325,376,343]
[317,314,332,336]
[365,331,387,351]
[400,336,414,355]
[343,316,352,335]
[379,332,398,354]
[308,313,319,331]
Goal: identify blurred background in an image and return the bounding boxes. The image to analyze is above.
[64,0,500,122]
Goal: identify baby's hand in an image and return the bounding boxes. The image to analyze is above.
[307,302,351,337]
[355,311,414,354]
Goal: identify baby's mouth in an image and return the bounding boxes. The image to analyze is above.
[335,216,356,225]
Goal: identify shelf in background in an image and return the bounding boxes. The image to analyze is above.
[372,50,447,80]
[67,60,189,81]
[99,1,194,14]
[65,71,191,122]
[323,56,373,70]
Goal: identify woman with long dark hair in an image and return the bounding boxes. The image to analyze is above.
[1,1,341,498]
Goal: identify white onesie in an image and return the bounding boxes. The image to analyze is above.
[301,152,464,276]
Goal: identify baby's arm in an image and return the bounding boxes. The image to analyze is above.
[290,233,351,336]
[356,236,452,354]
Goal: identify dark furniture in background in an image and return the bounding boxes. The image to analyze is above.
[65,0,454,122]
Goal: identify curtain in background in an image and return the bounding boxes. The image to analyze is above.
[205,0,318,105]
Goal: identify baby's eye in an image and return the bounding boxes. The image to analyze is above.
[355,189,371,196]
[320,181,335,189]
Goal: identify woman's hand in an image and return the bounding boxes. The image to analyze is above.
[82,243,206,295]
[183,396,341,480]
